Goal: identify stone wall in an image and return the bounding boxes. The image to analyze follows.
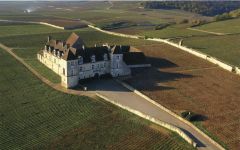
[95,93,197,148]
[39,22,64,30]
[88,25,140,39]
[88,25,240,77]
[147,38,237,74]
[116,79,225,150]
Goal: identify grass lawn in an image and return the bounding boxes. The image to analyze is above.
[182,34,240,67]
[0,47,194,149]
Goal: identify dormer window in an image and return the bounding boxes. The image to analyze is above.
[91,55,96,63]
[103,53,108,61]
[57,51,60,58]
[48,47,51,52]
[78,56,83,65]
[53,49,56,55]
[44,45,48,51]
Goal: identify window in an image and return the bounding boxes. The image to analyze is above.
[91,55,96,63]
[103,53,108,61]
[78,57,83,65]
[79,66,82,71]
[71,69,74,76]
[92,65,94,69]
[63,68,65,75]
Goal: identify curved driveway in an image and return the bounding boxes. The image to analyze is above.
[83,79,223,150]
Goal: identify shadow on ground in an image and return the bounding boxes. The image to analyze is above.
[180,128,206,148]
[127,66,194,92]
[78,56,194,92]
[147,56,178,68]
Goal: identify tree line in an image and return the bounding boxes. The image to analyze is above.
[143,1,240,16]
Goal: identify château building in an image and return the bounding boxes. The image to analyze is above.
[37,33,149,88]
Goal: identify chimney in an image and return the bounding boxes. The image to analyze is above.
[67,44,70,49]
[95,44,97,47]
[47,36,52,42]
[82,45,85,50]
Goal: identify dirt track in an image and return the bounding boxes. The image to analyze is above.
[127,43,240,150]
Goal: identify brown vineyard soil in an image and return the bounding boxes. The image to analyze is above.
[126,43,240,150]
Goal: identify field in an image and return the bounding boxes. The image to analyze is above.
[0,1,210,29]
[194,18,240,34]
[182,34,240,67]
[0,1,239,149]
[126,43,240,150]
[0,23,64,37]
[113,19,240,68]
[113,25,210,39]
[0,47,195,149]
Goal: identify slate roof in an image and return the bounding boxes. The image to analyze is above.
[123,52,147,65]
[66,32,85,49]
[79,47,109,63]
[44,33,143,64]
[111,45,130,54]
[62,49,76,61]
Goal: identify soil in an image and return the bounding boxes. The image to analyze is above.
[126,43,240,150]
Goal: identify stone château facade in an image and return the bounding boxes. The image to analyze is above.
[37,33,148,88]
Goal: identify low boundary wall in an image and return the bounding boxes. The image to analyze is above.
[88,25,141,39]
[1,19,240,76]
[95,93,197,148]
[147,38,239,75]
[2,19,239,76]
[87,25,240,77]
[116,79,225,150]
[39,22,64,30]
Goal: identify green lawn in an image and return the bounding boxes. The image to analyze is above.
[0,47,194,149]
[182,34,240,67]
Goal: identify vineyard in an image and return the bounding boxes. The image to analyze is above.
[126,43,240,150]
[0,47,194,149]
